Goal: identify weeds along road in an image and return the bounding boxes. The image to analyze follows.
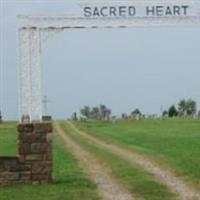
[64,121,200,200]
[54,122,135,200]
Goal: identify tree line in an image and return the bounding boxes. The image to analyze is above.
[77,98,199,121]
[163,98,198,118]
[80,104,111,120]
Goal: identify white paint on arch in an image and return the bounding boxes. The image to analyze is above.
[17,0,200,122]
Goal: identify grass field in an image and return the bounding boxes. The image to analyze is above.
[75,118,200,189]
[0,123,17,156]
[0,123,100,200]
[0,119,199,200]
[61,122,176,200]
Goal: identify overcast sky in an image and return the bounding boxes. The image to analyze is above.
[0,0,200,120]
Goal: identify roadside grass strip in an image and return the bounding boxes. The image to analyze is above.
[0,123,99,200]
[60,122,176,200]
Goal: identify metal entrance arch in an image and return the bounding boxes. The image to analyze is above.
[17,0,200,122]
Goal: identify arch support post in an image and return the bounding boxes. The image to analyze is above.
[18,27,42,122]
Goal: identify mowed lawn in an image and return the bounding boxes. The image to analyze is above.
[0,123,100,200]
[76,118,200,189]
[61,122,176,200]
[0,123,17,156]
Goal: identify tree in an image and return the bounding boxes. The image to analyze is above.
[162,110,168,117]
[185,99,197,116]
[71,112,77,121]
[99,104,107,120]
[131,108,142,117]
[131,108,142,120]
[178,99,187,116]
[91,107,100,119]
[80,105,112,120]
[104,108,111,120]
[178,99,197,116]
[168,105,178,117]
[122,113,128,119]
[80,106,91,118]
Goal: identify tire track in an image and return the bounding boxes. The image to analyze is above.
[68,121,200,200]
[54,122,135,200]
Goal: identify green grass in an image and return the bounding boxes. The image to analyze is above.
[76,119,200,189]
[0,122,100,200]
[0,123,17,156]
[61,122,176,200]
[1,119,199,199]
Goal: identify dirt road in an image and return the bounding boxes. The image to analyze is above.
[68,121,200,200]
[54,122,135,200]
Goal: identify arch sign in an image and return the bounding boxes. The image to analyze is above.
[84,5,189,18]
[17,0,200,122]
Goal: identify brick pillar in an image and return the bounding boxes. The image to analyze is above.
[17,123,53,184]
